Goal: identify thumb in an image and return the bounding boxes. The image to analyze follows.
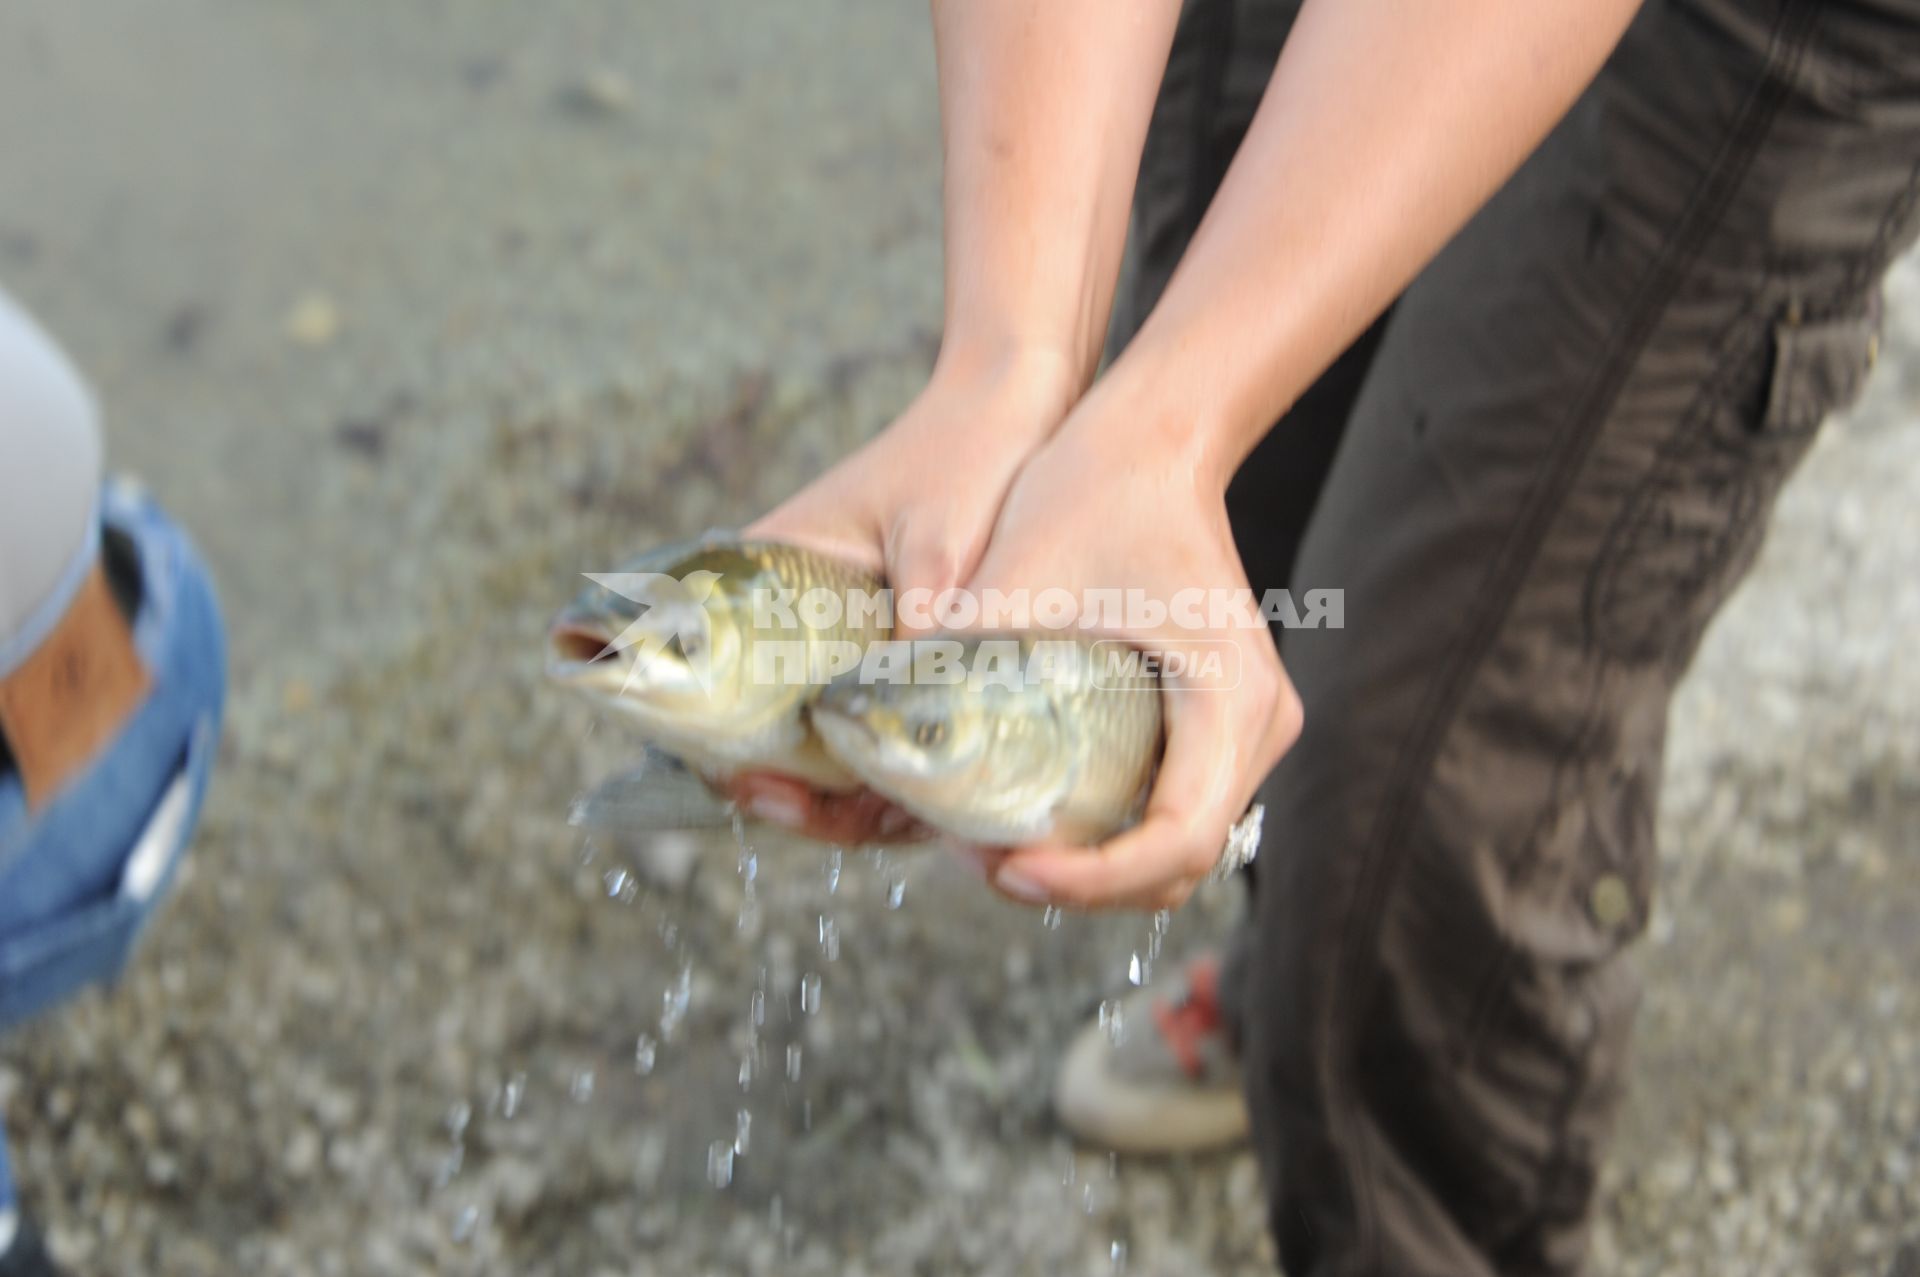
[884,516,980,639]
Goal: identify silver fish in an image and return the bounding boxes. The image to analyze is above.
[809,634,1163,846]
[547,535,889,792]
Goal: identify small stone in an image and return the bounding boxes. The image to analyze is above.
[557,69,633,117]
[123,1104,158,1146]
[285,293,341,347]
[283,679,316,714]
[1769,896,1808,934]
[285,1125,323,1178]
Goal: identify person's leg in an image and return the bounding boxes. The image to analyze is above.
[1057,0,1393,1154]
[0,288,104,1271]
[0,290,227,1273]
[1244,1,1920,1271]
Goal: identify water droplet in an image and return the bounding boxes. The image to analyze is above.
[634,1034,657,1076]
[786,1043,803,1082]
[501,1073,526,1119]
[817,915,840,961]
[445,1101,471,1140]
[431,1145,465,1191]
[826,847,843,894]
[1061,1154,1078,1188]
[741,851,758,884]
[660,964,693,1041]
[1129,952,1147,986]
[577,837,597,867]
[707,1139,735,1189]
[886,876,907,909]
[1153,908,1171,935]
[451,1204,480,1244]
[569,1070,595,1103]
[799,972,822,1015]
[734,1108,753,1155]
[604,867,631,899]
[1109,1239,1129,1272]
[1042,905,1063,931]
[739,1053,754,1090]
[1098,999,1125,1047]
[749,988,766,1027]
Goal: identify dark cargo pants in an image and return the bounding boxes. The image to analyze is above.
[1107,1,1920,1272]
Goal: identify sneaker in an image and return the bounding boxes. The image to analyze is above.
[1051,955,1250,1154]
[0,1213,65,1277]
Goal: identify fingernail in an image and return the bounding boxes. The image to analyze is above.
[993,868,1051,903]
[745,793,805,828]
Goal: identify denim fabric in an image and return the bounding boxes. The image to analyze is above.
[0,480,226,1211]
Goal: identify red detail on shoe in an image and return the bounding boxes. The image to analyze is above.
[1149,958,1224,1080]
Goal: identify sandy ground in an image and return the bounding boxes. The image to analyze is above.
[0,3,1915,1275]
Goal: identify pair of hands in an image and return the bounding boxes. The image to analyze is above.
[722,347,1302,913]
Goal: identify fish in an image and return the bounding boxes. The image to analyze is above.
[808,634,1163,846]
[547,534,890,793]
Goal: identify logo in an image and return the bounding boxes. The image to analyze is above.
[581,569,721,693]
[1088,639,1242,692]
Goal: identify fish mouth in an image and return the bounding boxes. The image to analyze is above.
[546,619,625,678]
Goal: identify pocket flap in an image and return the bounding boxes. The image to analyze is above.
[1765,310,1880,434]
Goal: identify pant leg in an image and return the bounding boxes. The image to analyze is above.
[1242,2,1920,1273]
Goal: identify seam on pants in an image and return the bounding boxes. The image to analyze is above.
[1318,2,1827,1265]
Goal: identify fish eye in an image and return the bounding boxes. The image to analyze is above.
[913,718,948,749]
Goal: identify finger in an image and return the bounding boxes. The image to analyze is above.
[742,511,887,577]
[945,842,1011,884]
[725,773,930,846]
[988,691,1256,908]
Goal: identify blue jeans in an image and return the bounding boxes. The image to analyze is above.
[0,482,226,1212]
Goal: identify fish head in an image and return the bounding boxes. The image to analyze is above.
[547,562,747,730]
[811,640,1076,842]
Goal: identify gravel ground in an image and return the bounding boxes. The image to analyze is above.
[1,4,1915,1275]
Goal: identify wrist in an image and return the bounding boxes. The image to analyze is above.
[920,334,1085,441]
[1055,354,1243,495]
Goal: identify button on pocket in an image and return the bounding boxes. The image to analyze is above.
[1760,309,1881,437]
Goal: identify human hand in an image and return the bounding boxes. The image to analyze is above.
[962,389,1303,912]
[720,346,1083,844]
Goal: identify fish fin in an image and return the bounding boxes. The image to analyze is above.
[568,750,737,832]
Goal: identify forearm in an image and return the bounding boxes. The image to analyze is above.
[1090,0,1644,482]
[929,0,1182,398]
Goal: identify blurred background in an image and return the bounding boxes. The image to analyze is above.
[0,3,1915,1275]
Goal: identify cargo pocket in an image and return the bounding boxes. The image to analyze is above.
[1587,300,1881,664]
[0,717,212,1032]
